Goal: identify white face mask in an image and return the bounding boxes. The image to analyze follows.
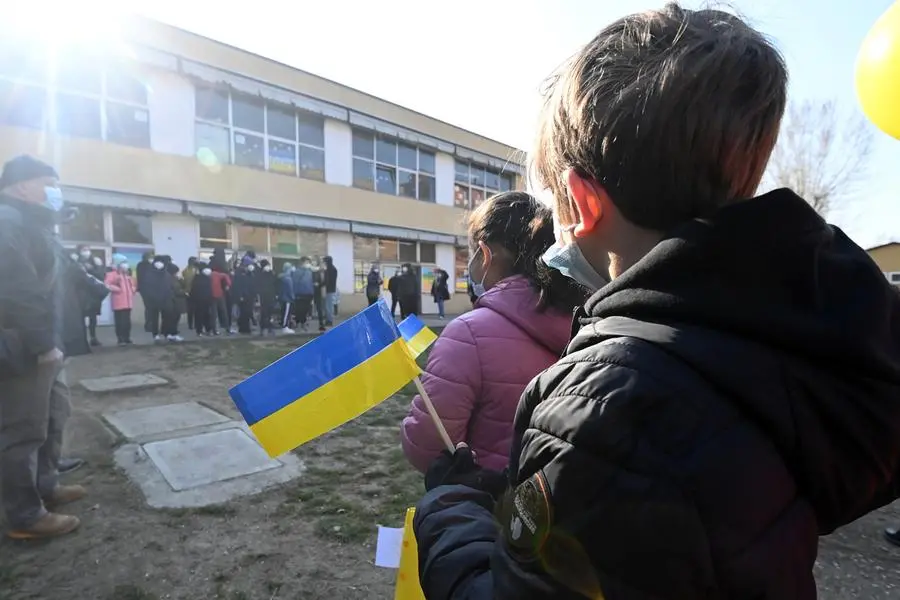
[119,263,129,270]
[92,256,102,266]
[70,253,78,262]
[541,221,609,291]
[153,261,164,270]
[401,268,408,274]
[302,263,311,269]
[263,265,272,272]
[202,268,212,276]
[467,245,491,297]
[247,265,256,272]
[79,250,91,259]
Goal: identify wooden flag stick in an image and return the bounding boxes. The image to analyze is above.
[412,375,455,452]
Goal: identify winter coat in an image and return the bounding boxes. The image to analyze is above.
[366,270,383,298]
[278,271,294,303]
[78,258,105,316]
[431,270,450,301]
[414,189,900,600]
[210,271,231,299]
[140,266,174,308]
[292,266,314,296]
[396,271,417,297]
[324,264,338,294]
[255,270,278,303]
[231,270,254,302]
[104,270,135,310]
[190,273,214,305]
[401,276,571,472]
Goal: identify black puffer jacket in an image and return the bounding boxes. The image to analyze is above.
[414,189,900,600]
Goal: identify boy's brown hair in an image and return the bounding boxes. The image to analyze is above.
[532,2,788,231]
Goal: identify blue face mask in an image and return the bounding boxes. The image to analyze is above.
[542,239,609,292]
[43,186,64,212]
[467,246,490,298]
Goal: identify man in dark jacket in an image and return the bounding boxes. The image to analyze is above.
[396,263,418,318]
[0,155,87,540]
[255,259,278,336]
[140,255,174,342]
[135,250,154,333]
[322,256,338,326]
[413,6,900,600]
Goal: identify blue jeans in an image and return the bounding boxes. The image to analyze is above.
[324,293,336,324]
[436,297,445,318]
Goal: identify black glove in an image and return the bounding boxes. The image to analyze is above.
[424,445,509,501]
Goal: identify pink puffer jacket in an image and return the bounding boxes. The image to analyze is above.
[400,275,572,473]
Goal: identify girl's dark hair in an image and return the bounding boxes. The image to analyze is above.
[468,191,588,313]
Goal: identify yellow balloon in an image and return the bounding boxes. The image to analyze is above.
[857,2,900,139]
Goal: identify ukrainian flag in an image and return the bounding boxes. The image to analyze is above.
[229,301,420,458]
[398,315,438,359]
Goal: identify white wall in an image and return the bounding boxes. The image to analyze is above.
[435,152,455,207]
[436,243,457,292]
[326,230,354,293]
[324,119,353,186]
[152,214,199,267]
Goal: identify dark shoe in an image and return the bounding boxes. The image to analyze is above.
[58,458,85,475]
[885,527,900,547]
[90,338,101,347]
[7,513,80,540]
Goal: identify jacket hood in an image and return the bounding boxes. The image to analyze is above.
[576,188,900,530]
[476,275,571,355]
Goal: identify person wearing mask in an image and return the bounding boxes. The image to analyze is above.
[255,259,278,336]
[162,261,186,342]
[430,268,451,320]
[135,251,154,333]
[190,262,216,336]
[75,245,105,347]
[104,254,136,345]
[140,255,174,343]
[401,193,585,473]
[366,264,383,306]
[278,262,296,334]
[210,263,232,336]
[291,257,314,332]
[0,155,88,539]
[387,271,401,317]
[413,6,900,599]
[396,263,418,318]
[322,256,338,326]
[183,257,198,331]
[231,261,255,334]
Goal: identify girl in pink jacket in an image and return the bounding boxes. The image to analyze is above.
[401,192,587,472]
[104,257,136,346]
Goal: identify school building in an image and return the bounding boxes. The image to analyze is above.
[0,17,524,325]
[867,242,900,286]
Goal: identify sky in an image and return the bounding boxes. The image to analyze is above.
[37,0,900,247]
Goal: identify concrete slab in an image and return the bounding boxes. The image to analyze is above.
[104,402,230,440]
[144,428,280,491]
[113,423,304,508]
[80,373,169,393]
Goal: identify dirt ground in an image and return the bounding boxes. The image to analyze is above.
[1,338,900,599]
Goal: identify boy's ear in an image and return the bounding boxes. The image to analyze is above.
[565,169,608,238]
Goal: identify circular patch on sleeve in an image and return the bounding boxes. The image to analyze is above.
[500,470,553,557]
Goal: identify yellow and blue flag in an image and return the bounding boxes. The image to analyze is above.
[229,301,420,457]
[398,315,438,359]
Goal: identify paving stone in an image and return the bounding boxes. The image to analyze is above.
[105,402,230,440]
[80,373,168,393]
[143,428,282,491]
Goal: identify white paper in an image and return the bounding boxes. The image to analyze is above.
[374,525,404,568]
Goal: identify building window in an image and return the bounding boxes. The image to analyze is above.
[399,241,417,263]
[193,86,326,181]
[453,160,515,209]
[236,224,268,252]
[0,44,150,147]
[199,220,232,250]
[351,128,436,201]
[59,205,105,243]
[271,227,299,255]
[455,247,469,292]
[111,212,152,245]
[419,242,436,264]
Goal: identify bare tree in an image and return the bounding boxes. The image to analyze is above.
[763,100,873,216]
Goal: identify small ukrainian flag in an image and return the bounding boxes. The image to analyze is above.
[398,315,438,359]
[229,300,420,457]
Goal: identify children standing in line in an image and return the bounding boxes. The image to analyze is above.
[104,254,136,345]
[255,259,278,336]
[190,262,215,336]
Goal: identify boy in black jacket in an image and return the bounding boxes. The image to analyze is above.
[190,262,215,336]
[254,260,278,336]
[413,4,900,600]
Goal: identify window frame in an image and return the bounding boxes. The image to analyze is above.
[193,87,326,181]
[350,128,436,202]
[0,49,151,147]
[453,160,515,209]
